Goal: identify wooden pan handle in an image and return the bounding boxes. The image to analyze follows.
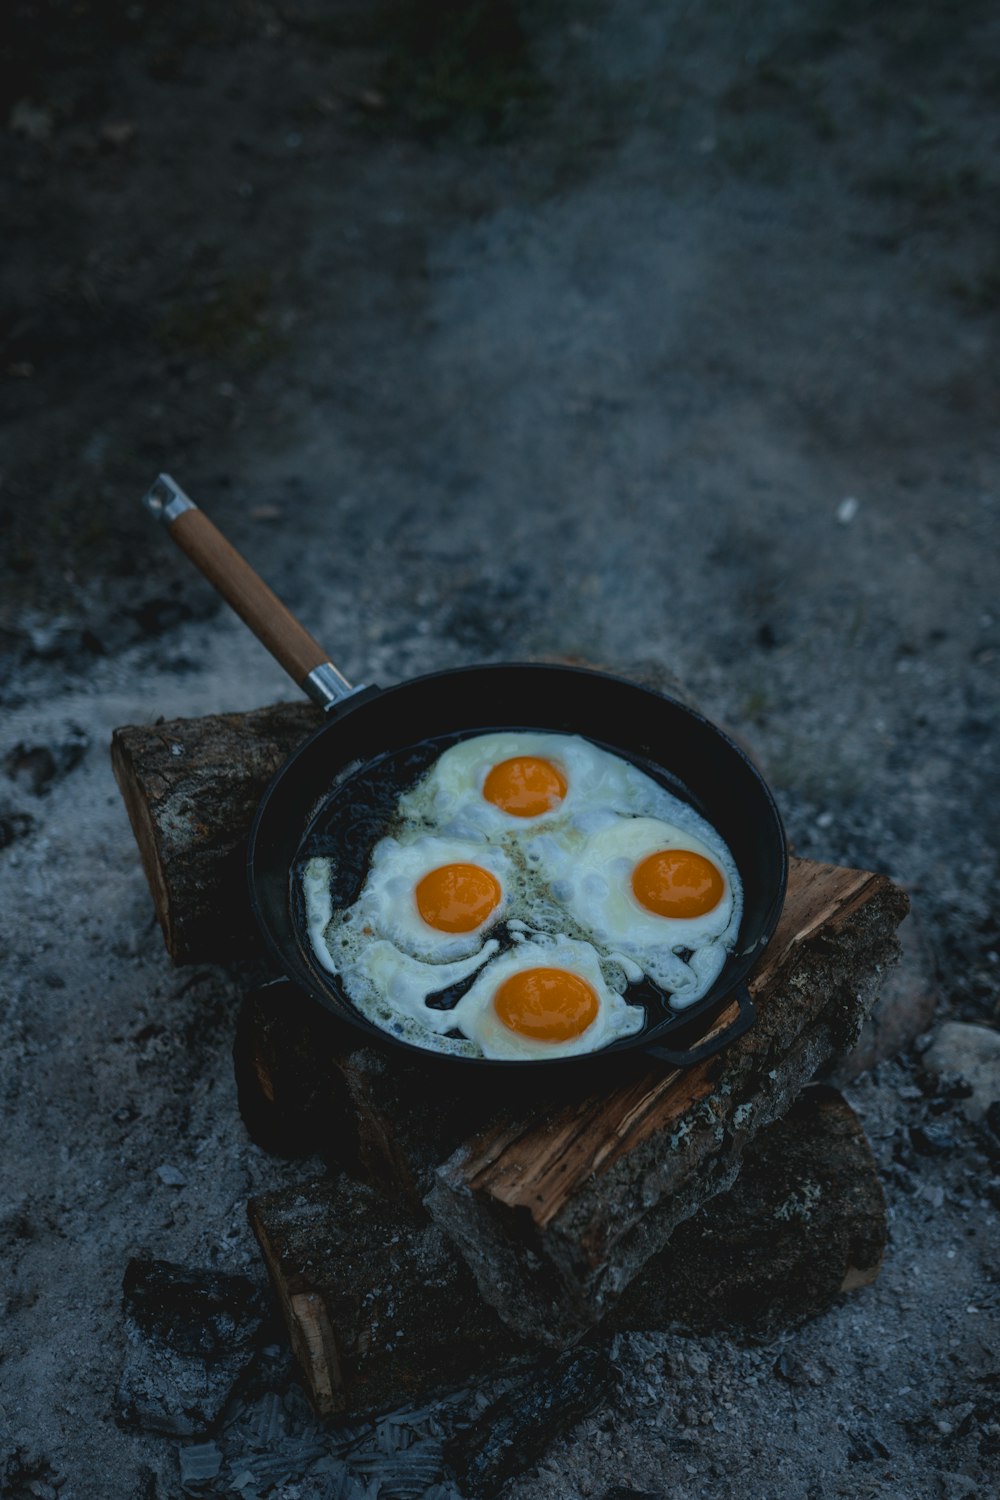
[143,475,356,707]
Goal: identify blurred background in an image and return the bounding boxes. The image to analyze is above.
[1,3,999,1495]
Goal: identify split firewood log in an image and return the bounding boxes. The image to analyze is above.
[111,701,321,964]
[248,1085,884,1418]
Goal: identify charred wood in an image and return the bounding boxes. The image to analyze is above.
[248,1175,523,1419]
[443,1344,617,1498]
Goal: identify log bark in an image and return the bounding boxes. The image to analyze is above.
[111,701,321,963]
[248,1175,524,1418]
[611,1084,885,1333]
[425,858,907,1344]
[247,1086,885,1417]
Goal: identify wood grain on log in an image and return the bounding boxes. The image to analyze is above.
[248,1086,885,1417]
[111,701,321,963]
[425,858,907,1343]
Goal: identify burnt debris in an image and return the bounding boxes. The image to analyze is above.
[115,1259,270,1438]
[444,1344,618,1498]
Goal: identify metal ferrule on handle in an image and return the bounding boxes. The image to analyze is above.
[142,474,361,709]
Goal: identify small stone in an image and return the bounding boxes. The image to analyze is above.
[773,1351,823,1386]
[156,1164,187,1187]
[836,496,860,524]
[924,1023,1000,1121]
[910,1123,956,1155]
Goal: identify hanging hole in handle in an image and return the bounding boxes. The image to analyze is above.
[143,473,195,524]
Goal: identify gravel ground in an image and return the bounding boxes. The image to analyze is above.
[1,2,999,1496]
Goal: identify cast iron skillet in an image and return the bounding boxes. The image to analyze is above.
[144,475,788,1073]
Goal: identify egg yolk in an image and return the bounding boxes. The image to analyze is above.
[482,756,567,817]
[631,849,724,919]
[415,862,502,933]
[493,966,599,1042]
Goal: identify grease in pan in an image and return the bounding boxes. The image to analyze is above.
[302,731,743,1060]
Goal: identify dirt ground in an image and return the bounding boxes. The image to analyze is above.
[1,2,999,1496]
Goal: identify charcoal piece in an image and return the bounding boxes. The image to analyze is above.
[178,1441,222,1484]
[0,1448,59,1499]
[115,1259,270,1437]
[348,1437,446,1491]
[444,1344,617,1497]
[910,1122,956,1155]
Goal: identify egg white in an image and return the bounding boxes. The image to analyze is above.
[302,730,746,1056]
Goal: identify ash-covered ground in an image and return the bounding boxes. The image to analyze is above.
[1,2,999,1497]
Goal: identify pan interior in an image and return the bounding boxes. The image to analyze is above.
[248,664,787,1068]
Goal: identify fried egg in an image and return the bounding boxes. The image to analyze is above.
[306,835,512,963]
[397,731,642,839]
[449,936,644,1060]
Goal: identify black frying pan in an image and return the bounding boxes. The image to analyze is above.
[144,475,787,1074]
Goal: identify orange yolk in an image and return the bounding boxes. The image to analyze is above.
[415,862,502,933]
[631,849,724,919]
[493,966,599,1043]
[482,756,567,817]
